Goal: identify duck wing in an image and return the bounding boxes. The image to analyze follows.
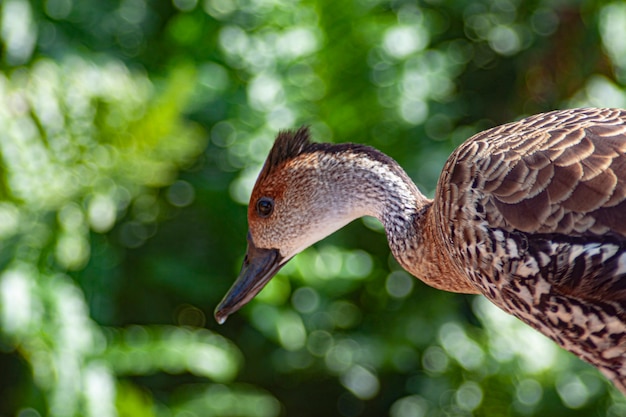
[448,107,626,237]
[440,107,626,303]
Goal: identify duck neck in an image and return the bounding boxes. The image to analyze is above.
[324,147,476,294]
[374,179,478,294]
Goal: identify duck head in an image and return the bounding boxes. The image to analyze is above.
[214,127,374,324]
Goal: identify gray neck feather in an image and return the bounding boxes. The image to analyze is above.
[317,148,428,255]
[311,146,475,294]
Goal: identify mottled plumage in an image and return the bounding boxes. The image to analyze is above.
[215,108,626,394]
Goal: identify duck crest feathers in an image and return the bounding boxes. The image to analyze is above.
[262,126,400,176]
[260,126,315,180]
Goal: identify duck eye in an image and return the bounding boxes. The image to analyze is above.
[256,197,274,218]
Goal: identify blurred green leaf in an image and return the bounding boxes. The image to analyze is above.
[2,1,626,416]
[116,382,156,417]
[103,325,242,382]
[167,383,281,417]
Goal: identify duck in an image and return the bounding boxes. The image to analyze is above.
[215,107,626,393]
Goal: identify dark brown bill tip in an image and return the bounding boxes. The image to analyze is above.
[214,234,284,324]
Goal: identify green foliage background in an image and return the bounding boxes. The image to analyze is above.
[1,0,626,416]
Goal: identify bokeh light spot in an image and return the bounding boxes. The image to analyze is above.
[345,250,372,278]
[516,378,543,406]
[203,0,237,19]
[277,312,306,351]
[292,286,320,314]
[557,373,590,409]
[307,330,333,357]
[44,0,72,19]
[329,301,361,329]
[439,322,484,371]
[340,365,380,400]
[118,0,146,24]
[488,25,521,56]
[386,270,414,298]
[383,26,429,59]
[167,180,195,207]
[173,0,197,12]
[390,395,427,417]
[176,304,206,327]
[1,0,37,65]
[456,381,483,411]
[421,345,449,374]
[248,74,284,111]
[0,203,20,238]
[325,339,358,373]
[0,267,39,336]
[88,194,117,233]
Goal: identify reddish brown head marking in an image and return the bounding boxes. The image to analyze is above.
[250,127,312,220]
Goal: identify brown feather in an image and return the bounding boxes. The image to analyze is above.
[445,108,626,238]
[426,109,626,392]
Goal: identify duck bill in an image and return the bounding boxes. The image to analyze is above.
[214,233,284,324]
